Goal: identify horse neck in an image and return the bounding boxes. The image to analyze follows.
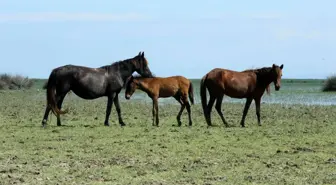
[136,78,152,94]
[108,59,135,79]
[255,68,274,88]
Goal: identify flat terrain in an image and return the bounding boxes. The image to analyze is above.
[0,88,335,184]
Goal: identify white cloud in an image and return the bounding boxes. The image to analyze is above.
[0,12,148,22]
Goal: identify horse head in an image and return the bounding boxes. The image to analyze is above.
[133,52,153,78]
[272,64,284,91]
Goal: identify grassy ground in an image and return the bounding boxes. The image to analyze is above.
[0,90,335,185]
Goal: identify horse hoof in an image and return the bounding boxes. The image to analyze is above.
[104,123,110,126]
[120,123,126,127]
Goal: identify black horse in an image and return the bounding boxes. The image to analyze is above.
[42,52,153,127]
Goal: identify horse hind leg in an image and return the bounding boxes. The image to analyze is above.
[42,106,51,127]
[182,95,192,126]
[215,94,229,127]
[174,95,185,126]
[41,89,68,127]
[56,93,67,126]
[206,95,216,126]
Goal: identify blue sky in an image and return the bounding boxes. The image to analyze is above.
[0,1,335,79]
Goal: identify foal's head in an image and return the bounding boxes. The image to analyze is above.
[125,76,140,100]
[271,64,284,91]
[132,52,153,78]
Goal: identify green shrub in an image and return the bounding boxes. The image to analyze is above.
[322,75,336,92]
[0,74,34,90]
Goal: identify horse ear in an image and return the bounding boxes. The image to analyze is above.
[138,52,142,56]
[141,52,144,57]
[272,64,276,69]
[280,64,284,69]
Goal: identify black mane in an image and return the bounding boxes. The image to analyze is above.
[99,58,134,70]
[244,67,274,91]
[132,73,156,79]
[243,67,272,74]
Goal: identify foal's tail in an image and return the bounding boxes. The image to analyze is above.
[200,74,208,116]
[46,70,68,116]
[188,81,195,105]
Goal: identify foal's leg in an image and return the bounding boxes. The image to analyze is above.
[240,98,253,127]
[205,95,216,126]
[104,94,115,126]
[215,94,229,127]
[254,97,262,126]
[152,98,159,126]
[113,93,126,126]
[182,95,192,126]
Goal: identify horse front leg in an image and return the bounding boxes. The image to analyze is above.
[113,93,126,126]
[152,98,159,126]
[104,94,115,126]
[254,97,261,126]
[240,98,253,127]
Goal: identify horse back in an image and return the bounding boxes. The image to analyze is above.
[204,68,257,97]
[145,76,191,97]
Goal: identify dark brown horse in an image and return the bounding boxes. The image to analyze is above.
[200,64,283,127]
[41,52,153,127]
[125,76,194,126]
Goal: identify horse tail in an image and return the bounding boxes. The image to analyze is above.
[46,70,67,116]
[188,80,195,105]
[200,74,208,117]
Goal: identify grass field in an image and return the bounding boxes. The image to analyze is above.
[0,81,335,184]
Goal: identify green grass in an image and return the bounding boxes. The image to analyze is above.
[0,90,335,185]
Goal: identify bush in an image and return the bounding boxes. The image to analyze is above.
[0,74,34,90]
[322,75,336,92]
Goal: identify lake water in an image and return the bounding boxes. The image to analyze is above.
[123,79,336,106]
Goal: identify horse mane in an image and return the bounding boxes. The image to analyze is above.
[243,67,272,95]
[99,57,135,70]
[132,73,156,79]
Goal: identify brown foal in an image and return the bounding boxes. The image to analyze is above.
[125,76,194,126]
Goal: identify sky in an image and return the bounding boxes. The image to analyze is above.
[0,0,335,79]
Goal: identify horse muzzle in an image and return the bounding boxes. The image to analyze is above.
[275,86,280,91]
[125,94,131,100]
